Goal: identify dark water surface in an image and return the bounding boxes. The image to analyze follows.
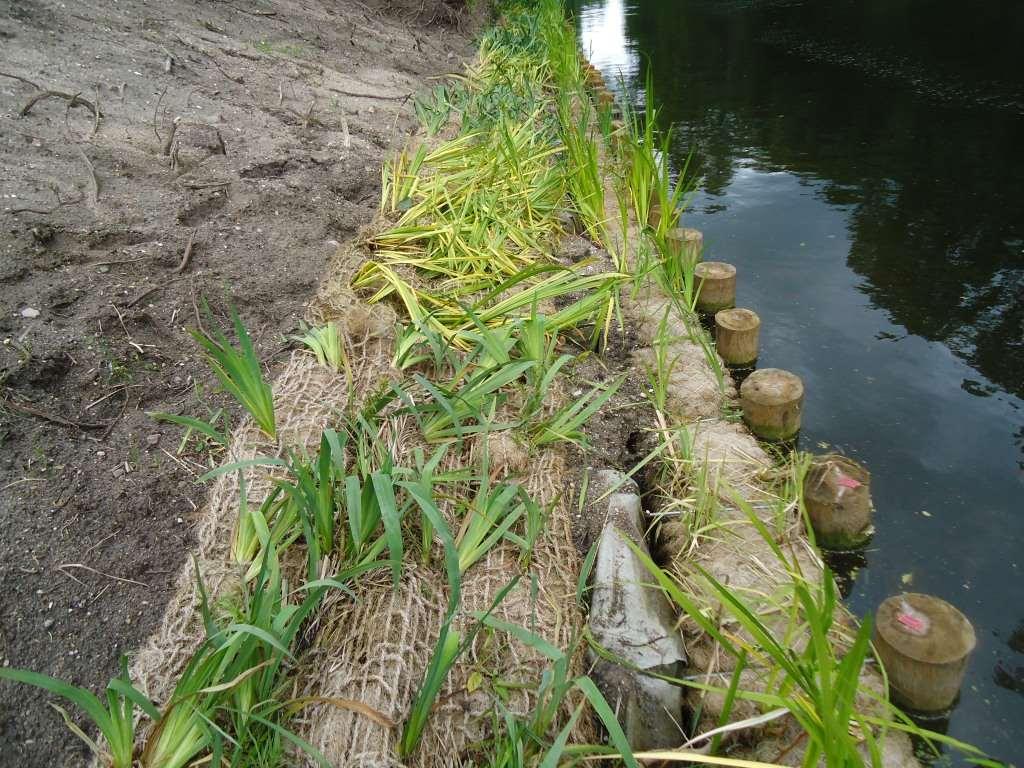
[570,0,1024,762]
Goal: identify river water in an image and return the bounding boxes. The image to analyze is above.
[570,0,1024,762]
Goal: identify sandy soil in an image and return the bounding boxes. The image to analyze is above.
[0,0,475,764]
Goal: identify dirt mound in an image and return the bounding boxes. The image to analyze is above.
[0,0,474,764]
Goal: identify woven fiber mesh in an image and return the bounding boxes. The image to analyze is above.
[300,449,586,767]
[130,328,395,705]
[126,233,589,765]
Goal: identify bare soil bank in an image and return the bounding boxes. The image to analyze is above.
[0,1,475,764]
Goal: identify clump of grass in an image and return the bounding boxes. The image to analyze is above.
[277,429,349,577]
[380,143,428,215]
[233,473,285,568]
[0,657,156,768]
[529,373,624,448]
[605,474,1002,767]
[368,121,563,291]
[191,303,276,439]
[294,321,352,384]
[514,301,601,419]
[643,306,678,414]
[455,451,539,573]
[396,355,533,444]
[414,83,456,135]
[557,88,607,246]
[398,481,521,758]
[615,68,695,238]
[474,620,639,768]
[648,233,700,310]
[227,413,409,586]
[629,532,879,765]
[356,5,632,359]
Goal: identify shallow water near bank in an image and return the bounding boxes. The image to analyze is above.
[571,0,1024,762]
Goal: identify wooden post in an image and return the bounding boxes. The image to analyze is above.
[694,261,736,314]
[664,227,703,266]
[714,307,760,367]
[874,593,977,712]
[804,454,873,549]
[740,367,804,441]
[648,199,662,230]
[609,118,628,152]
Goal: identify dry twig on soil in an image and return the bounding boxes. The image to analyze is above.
[178,179,232,189]
[1,397,108,430]
[0,71,41,90]
[20,90,103,118]
[175,228,198,273]
[92,85,101,136]
[120,286,160,308]
[57,563,149,588]
[92,256,148,268]
[162,117,180,155]
[153,84,169,142]
[326,86,411,102]
[71,142,100,204]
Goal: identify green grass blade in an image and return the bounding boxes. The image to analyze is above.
[149,412,229,447]
[476,615,565,662]
[371,472,404,586]
[572,676,639,768]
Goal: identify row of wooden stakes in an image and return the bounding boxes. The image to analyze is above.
[659,227,806,442]
[663,227,977,717]
[582,58,977,720]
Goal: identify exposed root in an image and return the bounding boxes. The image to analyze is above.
[0,70,41,90]
[72,141,100,205]
[174,228,198,274]
[1,396,109,431]
[19,89,103,119]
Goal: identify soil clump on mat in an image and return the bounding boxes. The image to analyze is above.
[0,1,474,764]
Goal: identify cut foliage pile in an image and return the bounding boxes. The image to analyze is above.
[3,2,638,767]
[0,1,1005,767]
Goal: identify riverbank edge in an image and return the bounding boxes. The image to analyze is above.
[32,2,990,766]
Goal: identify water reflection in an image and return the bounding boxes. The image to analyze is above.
[576,0,639,81]
[570,0,1024,761]
[586,0,1024,401]
[995,620,1024,697]
[823,549,869,600]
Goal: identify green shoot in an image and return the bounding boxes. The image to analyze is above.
[530,374,625,448]
[643,307,678,414]
[406,357,534,443]
[191,303,276,439]
[149,410,230,450]
[475,616,639,768]
[397,481,460,757]
[277,429,347,577]
[0,657,158,768]
[456,476,528,574]
[414,84,454,136]
[294,321,352,384]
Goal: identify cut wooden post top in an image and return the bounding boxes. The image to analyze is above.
[876,593,977,665]
[694,261,736,280]
[715,307,760,331]
[665,226,703,245]
[740,367,804,405]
